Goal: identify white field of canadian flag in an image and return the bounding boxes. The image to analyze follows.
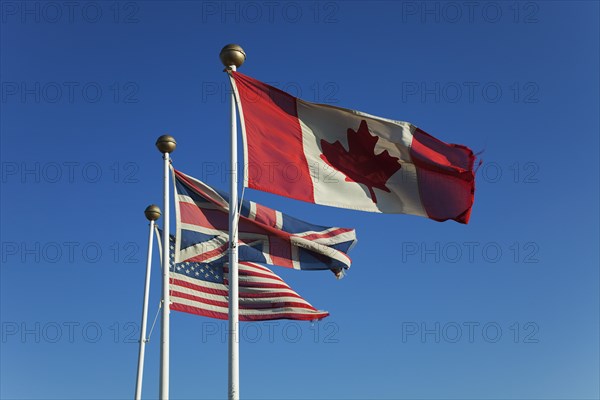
[231,71,476,224]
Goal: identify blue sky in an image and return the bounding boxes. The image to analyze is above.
[1,1,598,399]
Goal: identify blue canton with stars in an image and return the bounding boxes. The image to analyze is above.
[169,239,223,284]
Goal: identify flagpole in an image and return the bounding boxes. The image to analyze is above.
[156,135,177,400]
[135,205,161,400]
[220,43,246,400]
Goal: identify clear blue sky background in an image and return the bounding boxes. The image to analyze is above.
[1,1,598,399]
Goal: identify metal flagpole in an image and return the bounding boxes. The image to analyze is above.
[220,44,246,400]
[135,205,161,400]
[156,135,177,400]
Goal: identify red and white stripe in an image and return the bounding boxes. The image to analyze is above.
[231,71,475,224]
[170,262,329,321]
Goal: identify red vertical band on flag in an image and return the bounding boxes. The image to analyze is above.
[232,72,315,203]
[268,237,293,268]
[410,128,475,224]
[254,204,277,228]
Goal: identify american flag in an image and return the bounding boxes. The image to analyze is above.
[159,233,329,321]
[173,168,357,278]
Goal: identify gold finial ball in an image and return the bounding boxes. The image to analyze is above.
[220,44,246,68]
[156,134,176,153]
[144,204,161,221]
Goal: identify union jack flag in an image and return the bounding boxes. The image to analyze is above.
[157,232,329,321]
[173,169,357,278]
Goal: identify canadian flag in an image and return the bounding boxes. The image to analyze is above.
[230,71,476,224]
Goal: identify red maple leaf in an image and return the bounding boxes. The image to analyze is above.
[320,119,401,203]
